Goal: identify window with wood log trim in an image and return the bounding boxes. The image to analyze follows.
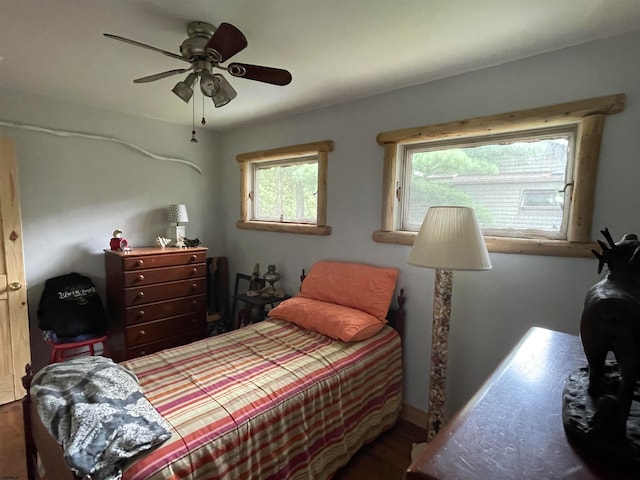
[236,140,333,235]
[373,94,626,257]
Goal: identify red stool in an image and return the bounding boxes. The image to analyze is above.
[47,335,109,363]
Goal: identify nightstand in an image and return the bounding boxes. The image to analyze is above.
[231,292,290,328]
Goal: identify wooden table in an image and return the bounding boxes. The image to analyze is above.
[405,327,637,480]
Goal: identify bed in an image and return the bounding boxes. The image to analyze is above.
[22,260,405,480]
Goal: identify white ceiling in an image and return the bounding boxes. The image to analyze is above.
[2,0,640,131]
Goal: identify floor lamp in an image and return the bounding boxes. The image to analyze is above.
[408,206,491,442]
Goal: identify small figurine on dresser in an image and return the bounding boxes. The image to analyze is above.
[156,236,171,248]
[184,237,201,247]
[172,236,199,249]
[109,229,130,251]
[562,227,640,470]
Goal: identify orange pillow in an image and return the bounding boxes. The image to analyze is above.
[300,261,398,319]
[269,297,386,342]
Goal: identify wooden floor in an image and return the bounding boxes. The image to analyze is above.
[333,418,427,479]
[1,400,27,480]
[0,400,425,480]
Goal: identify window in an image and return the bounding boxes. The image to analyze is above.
[253,158,318,223]
[521,190,563,209]
[373,94,626,257]
[236,140,333,235]
[400,127,574,239]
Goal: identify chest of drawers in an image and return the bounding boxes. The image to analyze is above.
[104,246,208,361]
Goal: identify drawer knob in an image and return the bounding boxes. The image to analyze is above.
[138,310,145,317]
[137,291,145,298]
[192,268,198,274]
[136,259,144,267]
[192,283,197,288]
[139,330,146,336]
[137,274,145,281]
[190,254,197,262]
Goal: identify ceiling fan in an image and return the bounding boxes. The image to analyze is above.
[104,21,292,108]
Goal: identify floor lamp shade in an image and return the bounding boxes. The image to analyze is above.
[408,206,491,442]
[408,206,492,271]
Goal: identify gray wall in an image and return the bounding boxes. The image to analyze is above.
[0,91,223,368]
[218,30,640,417]
[2,29,640,418]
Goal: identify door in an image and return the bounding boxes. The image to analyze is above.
[0,137,30,404]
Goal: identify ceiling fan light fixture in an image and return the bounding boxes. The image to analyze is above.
[104,20,292,128]
[211,74,237,108]
[172,72,197,103]
[199,71,217,97]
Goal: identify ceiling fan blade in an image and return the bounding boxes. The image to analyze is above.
[103,33,189,63]
[133,68,192,83]
[204,22,248,63]
[227,62,292,86]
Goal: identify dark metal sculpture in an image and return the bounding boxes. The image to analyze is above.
[580,228,640,437]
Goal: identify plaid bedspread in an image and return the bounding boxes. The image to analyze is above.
[120,318,403,480]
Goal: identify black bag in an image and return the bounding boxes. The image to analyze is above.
[37,273,107,340]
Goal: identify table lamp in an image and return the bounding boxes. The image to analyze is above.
[408,206,491,442]
[167,204,189,246]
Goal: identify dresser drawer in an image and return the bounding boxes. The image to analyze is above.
[124,264,206,287]
[124,278,206,306]
[126,314,206,347]
[125,295,207,325]
[126,332,207,359]
[122,251,206,271]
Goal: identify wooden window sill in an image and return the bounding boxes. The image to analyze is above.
[372,229,596,257]
[237,220,332,236]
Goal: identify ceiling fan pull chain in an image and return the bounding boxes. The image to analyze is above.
[201,94,206,126]
[191,92,198,143]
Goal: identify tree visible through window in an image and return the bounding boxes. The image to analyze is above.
[374,94,626,257]
[254,159,318,223]
[236,140,333,235]
[402,128,573,239]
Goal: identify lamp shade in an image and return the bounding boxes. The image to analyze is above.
[211,74,237,108]
[167,204,189,224]
[172,72,197,103]
[408,206,491,271]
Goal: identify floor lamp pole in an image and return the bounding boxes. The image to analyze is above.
[426,268,453,442]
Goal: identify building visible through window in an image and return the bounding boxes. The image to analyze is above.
[374,94,626,257]
[401,127,574,239]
